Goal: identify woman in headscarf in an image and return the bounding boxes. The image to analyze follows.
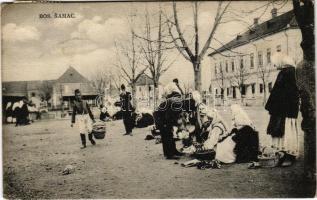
[230,104,259,163]
[265,53,300,157]
[182,104,235,164]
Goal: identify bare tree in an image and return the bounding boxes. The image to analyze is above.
[229,58,249,103]
[257,63,271,105]
[135,7,175,109]
[166,1,230,92]
[114,29,148,109]
[90,68,110,96]
[215,63,226,105]
[38,81,53,102]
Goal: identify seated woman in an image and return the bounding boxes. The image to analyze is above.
[230,104,260,163]
[181,104,236,164]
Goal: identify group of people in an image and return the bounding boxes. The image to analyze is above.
[154,53,300,168]
[70,53,300,168]
[4,93,45,126]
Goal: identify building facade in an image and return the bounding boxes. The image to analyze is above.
[134,74,163,109]
[2,67,98,110]
[208,9,303,106]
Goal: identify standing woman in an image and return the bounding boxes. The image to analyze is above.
[265,53,300,157]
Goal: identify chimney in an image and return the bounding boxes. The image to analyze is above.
[271,8,277,18]
[253,18,259,26]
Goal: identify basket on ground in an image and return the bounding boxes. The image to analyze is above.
[92,121,106,139]
[258,155,279,168]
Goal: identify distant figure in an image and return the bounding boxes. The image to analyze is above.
[163,78,184,99]
[120,84,134,136]
[99,105,110,122]
[71,89,96,149]
[5,102,13,123]
[30,92,41,120]
[173,78,184,95]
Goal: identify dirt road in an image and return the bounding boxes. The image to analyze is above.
[3,107,315,198]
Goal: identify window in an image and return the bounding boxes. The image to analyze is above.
[227,88,230,96]
[267,48,271,64]
[277,45,281,52]
[258,51,263,67]
[250,53,254,69]
[215,64,217,74]
[252,84,255,94]
[231,60,235,72]
[268,82,273,92]
[219,63,223,73]
[240,57,244,69]
[225,61,228,73]
[259,84,263,93]
[215,89,218,95]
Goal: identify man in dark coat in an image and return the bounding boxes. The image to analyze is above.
[154,97,196,159]
[265,64,299,137]
[120,84,134,136]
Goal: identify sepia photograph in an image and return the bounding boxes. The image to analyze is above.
[1,0,316,198]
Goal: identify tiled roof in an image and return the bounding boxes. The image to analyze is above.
[2,80,55,96]
[208,10,298,57]
[56,66,90,83]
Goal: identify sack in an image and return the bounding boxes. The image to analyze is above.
[92,121,106,139]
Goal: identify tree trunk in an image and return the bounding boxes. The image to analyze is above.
[263,84,267,106]
[193,62,202,92]
[153,84,159,110]
[292,0,315,179]
[131,83,137,110]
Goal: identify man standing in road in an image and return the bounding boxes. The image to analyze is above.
[71,89,96,149]
[120,84,134,136]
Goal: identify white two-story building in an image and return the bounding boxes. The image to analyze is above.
[208,8,303,106]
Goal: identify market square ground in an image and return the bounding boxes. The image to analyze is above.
[3,107,316,198]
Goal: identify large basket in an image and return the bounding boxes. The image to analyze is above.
[92,121,106,139]
[258,155,279,168]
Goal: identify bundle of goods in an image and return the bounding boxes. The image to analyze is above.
[258,146,279,168]
[92,120,106,139]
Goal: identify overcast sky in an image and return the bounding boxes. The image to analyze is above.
[2,1,292,90]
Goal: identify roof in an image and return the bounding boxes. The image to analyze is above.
[135,74,155,86]
[56,66,90,83]
[2,80,55,97]
[2,67,95,97]
[208,10,298,57]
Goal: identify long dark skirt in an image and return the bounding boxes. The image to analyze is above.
[267,115,286,138]
[160,126,177,158]
[123,112,134,133]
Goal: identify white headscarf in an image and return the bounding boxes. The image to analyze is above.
[271,53,296,69]
[230,104,254,129]
[163,82,181,97]
[6,102,12,110]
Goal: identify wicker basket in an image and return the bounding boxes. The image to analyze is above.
[92,121,106,139]
[258,155,279,168]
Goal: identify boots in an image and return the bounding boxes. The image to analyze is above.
[88,133,96,145]
[80,134,86,149]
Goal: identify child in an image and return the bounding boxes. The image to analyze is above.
[71,89,96,149]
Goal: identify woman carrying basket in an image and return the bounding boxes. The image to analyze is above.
[71,89,96,149]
